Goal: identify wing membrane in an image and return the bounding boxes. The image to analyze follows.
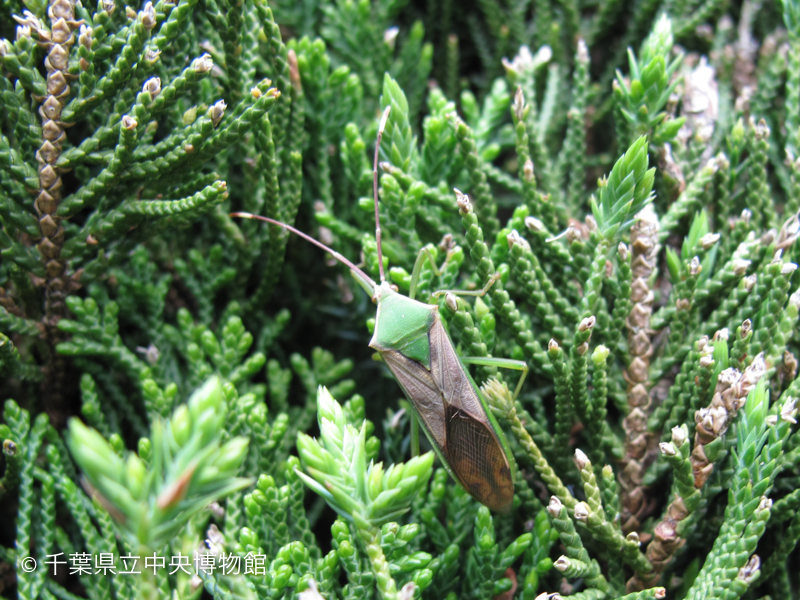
[428,316,483,416]
[381,349,446,449]
[446,406,514,512]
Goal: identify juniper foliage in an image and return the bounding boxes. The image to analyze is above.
[1,0,800,599]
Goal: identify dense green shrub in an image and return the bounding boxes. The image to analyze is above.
[2,0,800,598]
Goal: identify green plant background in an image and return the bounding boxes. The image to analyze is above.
[2,0,800,598]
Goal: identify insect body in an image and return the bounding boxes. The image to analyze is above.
[233,106,522,512]
[369,280,515,512]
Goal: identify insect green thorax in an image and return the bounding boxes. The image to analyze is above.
[232,105,524,512]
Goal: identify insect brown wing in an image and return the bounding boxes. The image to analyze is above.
[445,406,514,512]
[428,315,483,414]
[379,349,447,450]
[428,314,514,512]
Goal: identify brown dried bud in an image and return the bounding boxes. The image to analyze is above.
[546,496,563,517]
[578,316,595,332]
[209,100,227,127]
[513,87,525,122]
[659,442,677,456]
[49,0,75,21]
[141,2,157,29]
[554,556,571,573]
[627,381,649,408]
[46,259,65,278]
[383,26,399,49]
[576,39,588,64]
[444,292,458,313]
[778,211,800,249]
[51,19,72,44]
[523,159,534,183]
[548,339,560,352]
[653,520,678,544]
[39,214,59,238]
[731,259,751,276]
[507,230,529,252]
[753,118,770,140]
[37,140,59,164]
[618,242,629,261]
[574,449,589,470]
[629,277,651,303]
[143,77,161,98]
[791,289,800,310]
[41,96,63,120]
[626,406,648,430]
[13,10,44,31]
[783,352,798,383]
[16,25,32,41]
[79,24,92,48]
[41,122,62,145]
[121,115,138,130]
[690,256,702,276]
[566,226,581,244]
[194,53,213,74]
[628,302,652,329]
[693,462,714,488]
[35,190,58,214]
[524,215,544,232]
[47,43,69,70]
[739,319,752,337]
[781,398,798,424]
[738,354,766,399]
[737,555,760,584]
[573,502,590,522]
[287,48,301,92]
[39,165,58,189]
[38,237,61,259]
[47,71,68,96]
[672,425,688,447]
[454,188,471,213]
[101,0,115,12]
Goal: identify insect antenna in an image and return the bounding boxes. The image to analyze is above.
[373,105,392,283]
[229,212,377,289]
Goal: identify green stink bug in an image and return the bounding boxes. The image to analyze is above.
[233,107,527,511]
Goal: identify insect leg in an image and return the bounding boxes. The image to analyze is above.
[459,356,529,402]
[402,246,440,457]
[408,246,442,301]
[430,272,501,298]
[410,405,420,457]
